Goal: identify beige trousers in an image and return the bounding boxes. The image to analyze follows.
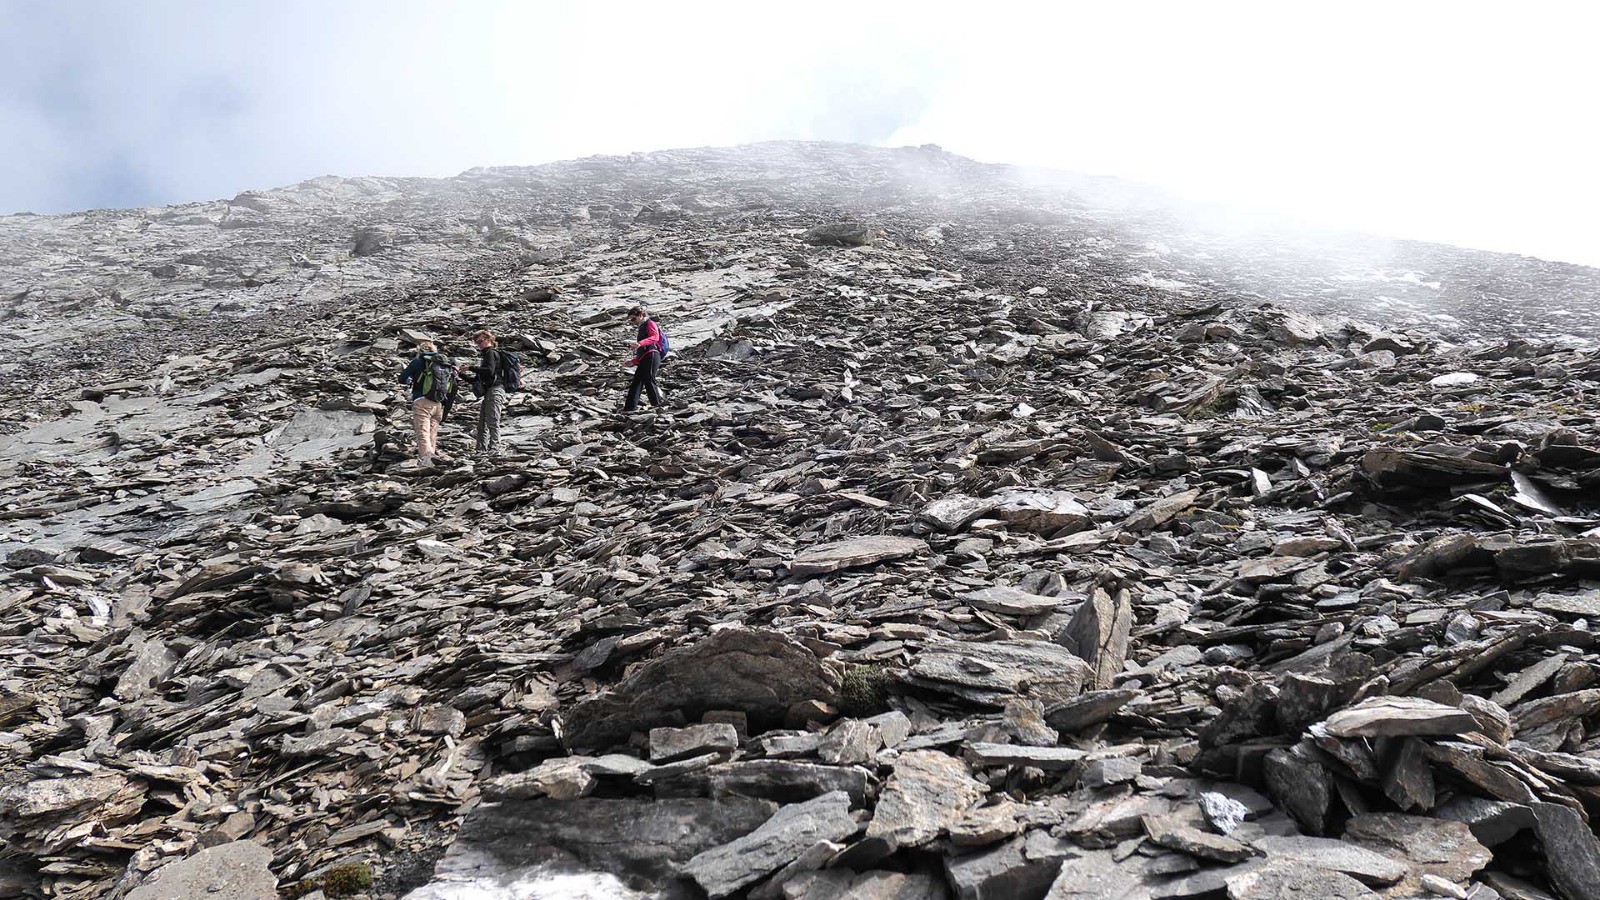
[412,398,443,459]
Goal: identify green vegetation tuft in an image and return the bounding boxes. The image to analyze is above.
[280,861,374,899]
[840,664,893,716]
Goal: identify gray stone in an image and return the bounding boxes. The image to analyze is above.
[1043,850,1152,899]
[1344,813,1491,890]
[817,718,881,765]
[1056,587,1132,691]
[907,639,1091,705]
[1262,745,1333,833]
[127,841,276,900]
[921,495,999,533]
[114,637,179,701]
[1251,835,1406,885]
[783,870,949,900]
[945,831,1077,900]
[966,743,1086,771]
[421,797,776,895]
[863,750,986,854]
[1223,861,1370,900]
[991,489,1091,535]
[1530,802,1600,900]
[1321,696,1479,738]
[1083,756,1141,788]
[483,756,595,801]
[650,723,739,763]
[1044,689,1139,733]
[705,760,872,805]
[965,586,1068,617]
[1435,796,1535,848]
[790,536,926,576]
[1198,792,1250,836]
[683,791,858,898]
[1142,815,1255,863]
[561,628,839,750]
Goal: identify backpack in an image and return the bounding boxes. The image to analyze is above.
[498,350,525,393]
[654,322,671,360]
[418,354,457,404]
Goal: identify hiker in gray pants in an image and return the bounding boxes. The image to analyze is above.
[459,329,506,455]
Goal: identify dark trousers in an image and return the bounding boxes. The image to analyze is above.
[626,351,663,411]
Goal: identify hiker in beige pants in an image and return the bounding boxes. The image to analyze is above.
[398,339,453,465]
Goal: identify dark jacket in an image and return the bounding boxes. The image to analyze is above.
[630,319,663,367]
[400,352,446,402]
[463,347,503,396]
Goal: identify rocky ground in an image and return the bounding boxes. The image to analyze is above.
[4,142,1600,899]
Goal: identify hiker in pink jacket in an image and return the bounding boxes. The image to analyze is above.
[623,306,665,411]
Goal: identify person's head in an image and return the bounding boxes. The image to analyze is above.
[472,329,496,349]
[415,339,436,353]
[627,306,646,326]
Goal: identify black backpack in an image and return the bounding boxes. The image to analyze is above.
[418,354,457,403]
[498,350,525,392]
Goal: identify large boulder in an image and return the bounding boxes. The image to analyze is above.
[403,797,775,897]
[127,841,276,900]
[561,628,840,750]
[802,223,877,247]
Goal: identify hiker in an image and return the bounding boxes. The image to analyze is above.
[398,339,456,466]
[623,306,665,412]
[458,329,506,455]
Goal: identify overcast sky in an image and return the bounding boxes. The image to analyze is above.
[3,1,1596,265]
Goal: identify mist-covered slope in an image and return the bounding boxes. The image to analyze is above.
[4,142,1600,900]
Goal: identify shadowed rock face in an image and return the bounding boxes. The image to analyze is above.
[559,627,841,751]
[5,141,1600,900]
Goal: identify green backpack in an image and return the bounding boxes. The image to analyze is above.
[418,354,457,403]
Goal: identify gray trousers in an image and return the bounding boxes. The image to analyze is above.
[476,386,505,451]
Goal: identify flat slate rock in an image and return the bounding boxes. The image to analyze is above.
[1250,835,1406,885]
[863,750,986,854]
[1530,802,1600,900]
[945,831,1077,900]
[964,586,1069,616]
[1321,696,1480,738]
[561,627,839,749]
[908,639,1091,704]
[789,536,926,576]
[1224,861,1371,900]
[921,495,998,532]
[966,742,1087,771]
[419,796,776,895]
[127,841,277,900]
[683,790,858,898]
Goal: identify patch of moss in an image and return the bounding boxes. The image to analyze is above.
[839,664,892,716]
[280,862,374,899]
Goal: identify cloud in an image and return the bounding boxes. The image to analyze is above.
[1,0,1596,265]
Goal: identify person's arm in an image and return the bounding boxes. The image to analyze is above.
[400,355,423,384]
